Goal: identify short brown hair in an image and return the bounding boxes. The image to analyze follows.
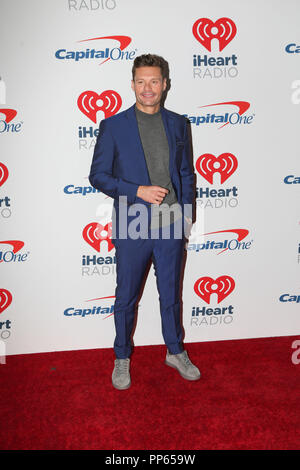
[132,54,169,80]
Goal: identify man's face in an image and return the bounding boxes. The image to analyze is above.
[131,66,167,112]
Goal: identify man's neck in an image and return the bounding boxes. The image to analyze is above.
[135,102,161,115]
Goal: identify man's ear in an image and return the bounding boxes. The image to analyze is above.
[163,78,167,91]
[131,80,135,91]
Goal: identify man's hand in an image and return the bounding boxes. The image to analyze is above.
[137,185,169,204]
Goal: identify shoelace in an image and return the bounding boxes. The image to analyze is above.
[180,352,193,367]
[115,359,130,374]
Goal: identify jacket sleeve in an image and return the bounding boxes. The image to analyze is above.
[89,118,139,205]
[180,117,196,220]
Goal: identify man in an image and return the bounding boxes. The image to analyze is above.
[89,54,200,390]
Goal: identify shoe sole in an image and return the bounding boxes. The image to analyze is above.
[165,360,201,381]
[112,379,131,390]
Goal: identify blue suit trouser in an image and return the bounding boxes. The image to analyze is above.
[113,217,186,359]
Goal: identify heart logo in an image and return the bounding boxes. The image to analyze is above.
[192,17,237,52]
[194,276,235,304]
[195,153,238,184]
[0,162,9,188]
[82,222,114,252]
[0,288,12,314]
[77,90,122,123]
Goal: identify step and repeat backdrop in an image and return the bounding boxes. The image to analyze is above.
[1,0,299,356]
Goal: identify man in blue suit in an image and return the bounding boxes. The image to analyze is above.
[89,54,200,389]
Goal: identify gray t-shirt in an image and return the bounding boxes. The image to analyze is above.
[135,106,182,229]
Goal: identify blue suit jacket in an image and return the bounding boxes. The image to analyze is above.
[89,104,195,242]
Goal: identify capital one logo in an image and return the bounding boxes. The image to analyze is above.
[64,295,115,320]
[201,229,250,255]
[196,153,238,184]
[0,108,23,133]
[0,109,17,123]
[192,17,237,51]
[82,222,114,252]
[184,101,254,129]
[55,35,136,65]
[0,288,12,314]
[0,240,25,263]
[77,90,122,123]
[194,276,235,303]
[200,101,250,129]
[0,163,9,187]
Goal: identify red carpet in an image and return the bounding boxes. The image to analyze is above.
[0,336,299,450]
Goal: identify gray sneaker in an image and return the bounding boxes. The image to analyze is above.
[165,350,201,381]
[112,358,131,390]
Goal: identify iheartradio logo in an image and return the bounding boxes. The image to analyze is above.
[0,288,12,314]
[77,89,122,123]
[194,276,235,304]
[0,162,9,187]
[195,153,238,184]
[192,17,237,52]
[82,221,114,252]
